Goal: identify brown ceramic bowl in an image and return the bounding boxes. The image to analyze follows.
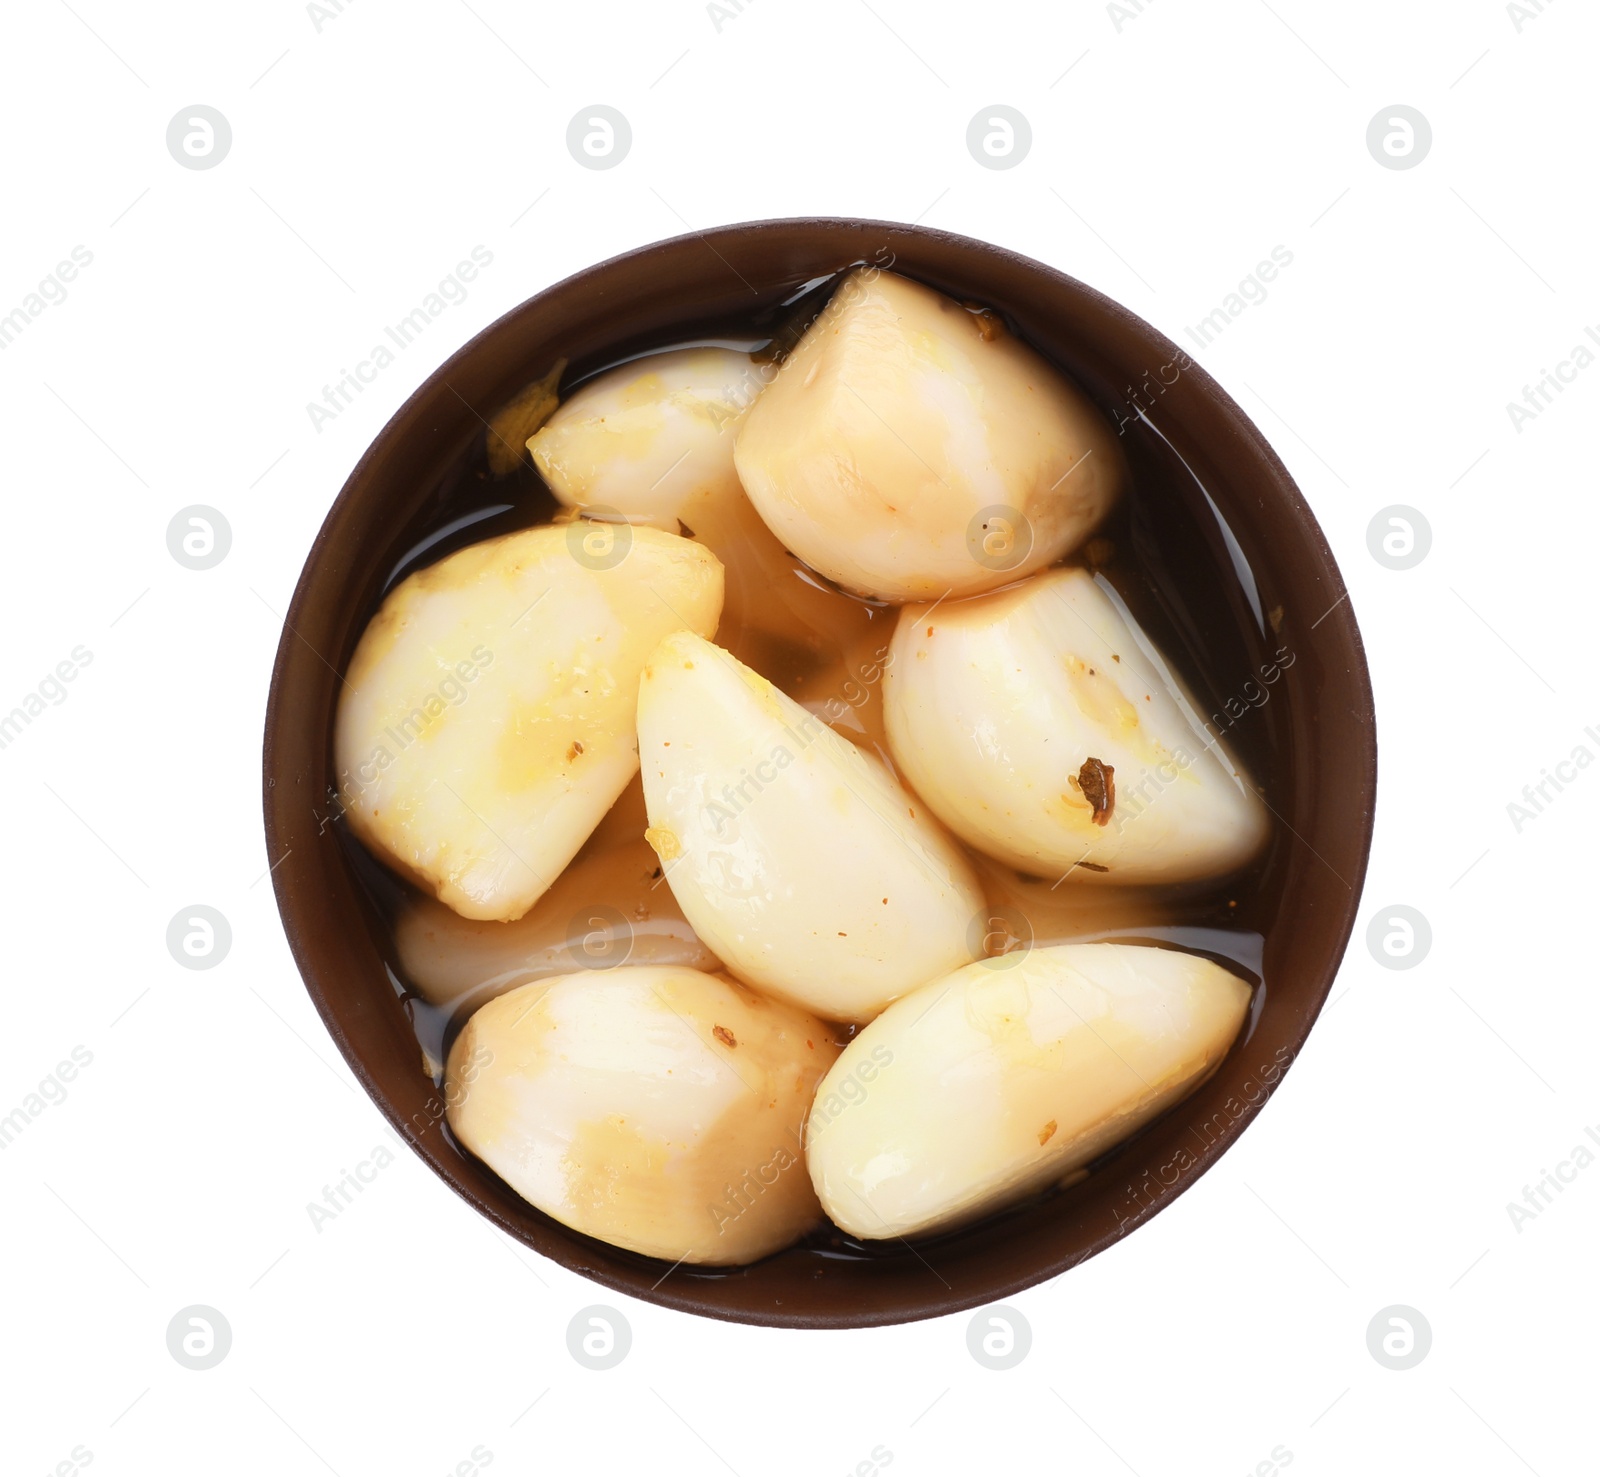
[263,218,1376,1329]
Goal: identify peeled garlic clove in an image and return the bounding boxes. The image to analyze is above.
[637,630,984,1024]
[525,343,890,699]
[335,524,723,922]
[733,268,1125,603]
[884,567,1269,883]
[806,943,1251,1240]
[396,782,718,1014]
[446,966,841,1264]
[528,347,766,531]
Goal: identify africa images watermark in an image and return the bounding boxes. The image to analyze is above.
[1110,346,1193,435]
[0,1046,94,1150]
[1506,1121,1600,1232]
[305,1143,398,1233]
[699,644,893,837]
[703,243,900,432]
[713,1044,895,1233]
[306,0,358,32]
[1184,246,1295,351]
[807,1045,894,1138]
[0,245,93,352]
[305,246,495,432]
[317,643,495,836]
[1,645,95,754]
[706,0,757,31]
[1505,321,1600,433]
[1111,1043,1294,1228]
[1113,250,1290,425]
[403,1040,493,1145]
[1504,722,1600,833]
[1507,0,1559,33]
[1111,645,1294,834]
[707,1144,801,1235]
[1107,0,1159,32]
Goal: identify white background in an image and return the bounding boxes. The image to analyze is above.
[2,1,1595,1473]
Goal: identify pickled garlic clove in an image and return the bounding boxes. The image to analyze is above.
[732,268,1125,603]
[883,567,1269,884]
[805,943,1252,1239]
[446,966,841,1265]
[335,524,723,922]
[528,347,766,531]
[636,630,984,1024]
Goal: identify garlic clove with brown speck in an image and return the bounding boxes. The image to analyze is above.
[882,567,1269,884]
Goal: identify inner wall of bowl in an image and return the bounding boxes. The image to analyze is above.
[267,219,1373,1328]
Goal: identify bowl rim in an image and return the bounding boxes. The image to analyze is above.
[263,215,1378,1328]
